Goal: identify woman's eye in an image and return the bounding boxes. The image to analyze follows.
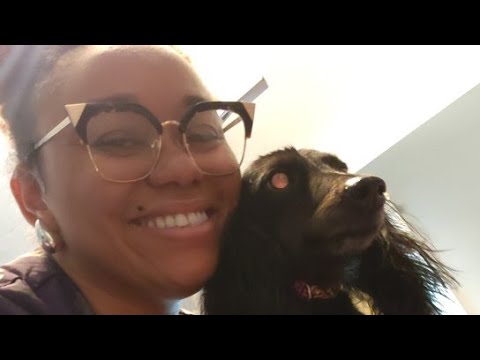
[90,132,151,157]
[104,138,136,146]
[95,137,142,147]
[186,125,223,143]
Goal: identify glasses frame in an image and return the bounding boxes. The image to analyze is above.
[28,101,255,183]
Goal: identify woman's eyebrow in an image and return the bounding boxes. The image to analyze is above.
[88,93,140,104]
[88,94,209,107]
[182,95,210,107]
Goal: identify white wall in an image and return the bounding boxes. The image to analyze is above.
[360,82,480,314]
[182,45,480,172]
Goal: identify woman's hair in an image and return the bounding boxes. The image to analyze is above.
[0,45,191,165]
[0,45,84,163]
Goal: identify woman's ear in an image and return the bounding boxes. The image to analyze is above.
[10,163,52,227]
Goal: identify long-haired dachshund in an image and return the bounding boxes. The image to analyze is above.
[202,147,458,315]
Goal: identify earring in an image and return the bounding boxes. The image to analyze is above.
[35,219,57,254]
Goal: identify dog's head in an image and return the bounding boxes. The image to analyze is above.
[242,147,386,257]
[204,147,457,314]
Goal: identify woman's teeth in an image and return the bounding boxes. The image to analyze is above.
[137,211,209,229]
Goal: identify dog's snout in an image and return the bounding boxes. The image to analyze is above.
[344,176,386,208]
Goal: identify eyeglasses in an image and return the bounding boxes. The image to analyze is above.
[29,101,255,183]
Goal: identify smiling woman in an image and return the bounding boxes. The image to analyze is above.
[0,45,256,315]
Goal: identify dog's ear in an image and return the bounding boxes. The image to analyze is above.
[355,202,458,315]
[321,154,348,173]
[202,204,293,315]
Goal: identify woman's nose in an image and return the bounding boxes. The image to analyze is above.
[146,122,203,187]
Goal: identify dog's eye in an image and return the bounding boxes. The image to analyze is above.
[270,172,289,190]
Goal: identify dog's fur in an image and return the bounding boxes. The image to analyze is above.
[202,147,457,315]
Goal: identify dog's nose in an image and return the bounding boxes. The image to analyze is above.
[344,176,387,209]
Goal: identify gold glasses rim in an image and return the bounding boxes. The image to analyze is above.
[27,100,255,182]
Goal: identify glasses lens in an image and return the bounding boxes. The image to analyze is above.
[86,110,159,181]
[185,109,246,175]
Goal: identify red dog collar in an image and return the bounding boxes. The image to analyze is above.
[294,280,341,300]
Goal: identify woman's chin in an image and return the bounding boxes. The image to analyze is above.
[153,252,219,299]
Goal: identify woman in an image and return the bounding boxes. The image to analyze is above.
[0,45,255,314]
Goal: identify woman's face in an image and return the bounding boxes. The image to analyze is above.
[34,46,241,299]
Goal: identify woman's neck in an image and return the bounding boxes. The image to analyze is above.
[80,283,181,315]
[53,253,181,315]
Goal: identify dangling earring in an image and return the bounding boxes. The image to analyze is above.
[35,219,57,254]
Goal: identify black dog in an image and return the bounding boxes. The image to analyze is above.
[202,147,457,315]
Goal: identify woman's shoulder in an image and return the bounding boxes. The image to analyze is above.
[0,249,94,315]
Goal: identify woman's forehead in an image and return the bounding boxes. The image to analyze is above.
[36,46,212,129]
[57,45,206,99]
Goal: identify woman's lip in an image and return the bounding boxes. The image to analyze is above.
[130,208,215,225]
[129,212,218,244]
[128,200,216,222]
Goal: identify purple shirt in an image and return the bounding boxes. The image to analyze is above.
[0,249,193,315]
[0,249,95,315]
